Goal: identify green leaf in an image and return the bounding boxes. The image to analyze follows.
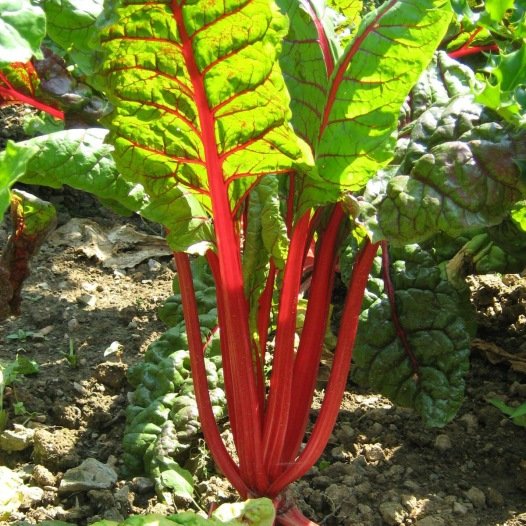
[212,498,275,525]
[360,95,526,245]
[243,176,288,342]
[352,244,474,427]
[485,0,514,23]
[305,0,452,205]
[42,0,104,74]
[277,0,341,149]
[159,465,194,501]
[96,0,311,250]
[328,0,363,44]
[0,140,38,215]
[0,0,46,65]
[489,399,526,427]
[511,199,526,231]
[475,46,526,127]
[10,190,56,239]
[403,51,477,121]
[0,129,146,216]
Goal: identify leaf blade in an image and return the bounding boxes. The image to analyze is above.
[0,0,46,65]
[315,0,453,195]
[97,0,310,236]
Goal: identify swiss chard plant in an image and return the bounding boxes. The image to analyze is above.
[1,0,526,524]
[92,0,460,523]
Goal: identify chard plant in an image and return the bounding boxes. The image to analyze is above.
[1,0,525,523]
[93,0,457,522]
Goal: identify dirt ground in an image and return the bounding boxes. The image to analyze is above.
[1,107,526,526]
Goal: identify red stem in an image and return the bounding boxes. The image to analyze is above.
[267,240,380,496]
[262,211,311,479]
[0,73,64,120]
[279,205,345,466]
[277,506,319,526]
[301,0,335,77]
[173,252,249,497]
[255,260,277,406]
[172,1,266,493]
[205,250,241,443]
[448,44,499,59]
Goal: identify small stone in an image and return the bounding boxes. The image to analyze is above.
[33,428,81,471]
[434,434,452,452]
[363,443,386,462]
[452,501,468,515]
[401,494,418,513]
[67,318,80,332]
[403,479,420,491]
[73,382,88,396]
[415,516,445,526]
[459,413,478,433]
[94,362,127,389]
[465,486,486,508]
[32,465,57,487]
[77,294,96,307]
[59,458,118,493]
[131,477,154,494]
[0,424,35,451]
[20,486,44,508]
[114,484,132,509]
[148,259,162,272]
[379,501,407,525]
[510,382,526,397]
[81,282,97,292]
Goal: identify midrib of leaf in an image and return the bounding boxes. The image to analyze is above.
[169,0,280,492]
[171,3,228,224]
[318,0,396,141]
[302,0,335,76]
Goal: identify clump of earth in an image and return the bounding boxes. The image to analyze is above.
[1,107,526,526]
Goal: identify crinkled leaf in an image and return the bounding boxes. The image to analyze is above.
[352,244,474,427]
[359,94,526,245]
[475,46,526,127]
[0,0,46,65]
[402,52,477,122]
[0,129,146,216]
[158,465,194,501]
[301,0,452,208]
[29,47,109,126]
[43,0,104,75]
[445,223,526,283]
[96,0,310,252]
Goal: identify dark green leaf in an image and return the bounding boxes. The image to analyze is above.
[352,244,474,427]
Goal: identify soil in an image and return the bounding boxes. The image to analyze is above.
[1,106,526,526]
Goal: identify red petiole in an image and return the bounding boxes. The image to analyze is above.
[0,68,64,121]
